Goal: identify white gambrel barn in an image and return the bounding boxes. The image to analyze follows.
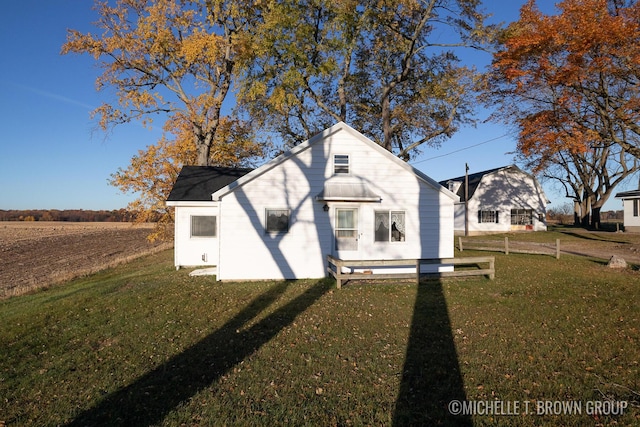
[166,122,458,281]
[440,165,549,235]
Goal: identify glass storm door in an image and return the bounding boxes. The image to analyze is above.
[335,208,358,253]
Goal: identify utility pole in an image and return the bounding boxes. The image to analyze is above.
[464,163,469,237]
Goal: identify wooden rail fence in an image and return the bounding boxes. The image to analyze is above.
[458,237,561,259]
[327,255,495,289]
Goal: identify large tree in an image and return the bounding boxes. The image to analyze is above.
[109,115,262,240]
[62,0,259,167]
[241,0,498,159]
[62,0,266,237]
[487,0,640,226]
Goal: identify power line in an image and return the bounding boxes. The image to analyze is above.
[410,133,512,165]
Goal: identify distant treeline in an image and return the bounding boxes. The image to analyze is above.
[0,209,140,222]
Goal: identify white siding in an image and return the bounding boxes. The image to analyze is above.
[454,168,547,234]
[217,126,454,281]
[623,198,640,230]
[174,205,219,268]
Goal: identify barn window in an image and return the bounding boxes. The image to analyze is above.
[510,209,533,225]
[191,216,216,237]
[375,211,405,242]
[478,210,498,223]
[334,154,350,174]
[266,209,290,233]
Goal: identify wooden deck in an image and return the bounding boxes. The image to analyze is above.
[327,255,495,288]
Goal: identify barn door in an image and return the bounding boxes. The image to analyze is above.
[335,208,359,255]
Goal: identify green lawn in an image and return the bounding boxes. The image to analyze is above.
[1,249,638,426]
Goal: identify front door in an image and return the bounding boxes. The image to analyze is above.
[335,208,359,257]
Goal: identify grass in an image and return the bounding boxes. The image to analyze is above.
[1,249,639,426]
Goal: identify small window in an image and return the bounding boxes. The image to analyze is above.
[634,199,639,217]
[334,154,349,174]
[191,216,216,237]
[478,210,498,223]
[510,209,533,225]
[266,209,290,233]
[375,211,405,242]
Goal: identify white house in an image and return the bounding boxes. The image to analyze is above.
[439,165,548,235]
[166,122,458,281]
[614,189,640,232]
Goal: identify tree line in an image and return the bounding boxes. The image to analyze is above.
[0,209,145,222]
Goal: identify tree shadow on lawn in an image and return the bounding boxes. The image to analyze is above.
[66,279,331,427]
[393,279,472,426]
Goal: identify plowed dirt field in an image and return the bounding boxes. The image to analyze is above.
[0,222,172,298]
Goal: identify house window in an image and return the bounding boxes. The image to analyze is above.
[265,209,290,233]
[634,199,639,217]
[191,216,216,237]
[375,211,406,242]
[334,154,350,174]
[478,210,498,223]
[511,209,533,225]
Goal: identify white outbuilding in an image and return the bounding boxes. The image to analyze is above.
[440,165,549,235]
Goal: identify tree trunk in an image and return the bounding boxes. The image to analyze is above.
[573,200,581,226]
[590,206,601,229]
[196,142,211,166]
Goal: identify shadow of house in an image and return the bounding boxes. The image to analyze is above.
[66,280,331,426]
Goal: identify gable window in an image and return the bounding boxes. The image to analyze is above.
[191,216,216,237]
[334,154,350,174]
[266,209,290,233]
[478,210,499,223]
[634,199,639,217]
[375,211,406,242]
[511,209,533,225]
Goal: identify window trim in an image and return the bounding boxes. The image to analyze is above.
[374,210,406,243]
[190,215,217,238]
[333,154,350,175]
[510,208,533,225]
[265,208,290,234]
[478,210,499,224]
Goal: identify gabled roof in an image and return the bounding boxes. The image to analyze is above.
[615,189,640,199]
[211,122,458,201]
[167,166,252,203]
[439,166,512,202]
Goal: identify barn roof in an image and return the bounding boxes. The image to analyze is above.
[439,166,509,202]
[167,166,253,202]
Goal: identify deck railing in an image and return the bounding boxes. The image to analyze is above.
[327,255,495,289]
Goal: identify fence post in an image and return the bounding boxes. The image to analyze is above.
[489,257,495,280]
[458,236,463,251]
[556,239,560,260]
[505,236,509,255]
[416,259,421,285]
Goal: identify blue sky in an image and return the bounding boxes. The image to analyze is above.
[0,0,632,211]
